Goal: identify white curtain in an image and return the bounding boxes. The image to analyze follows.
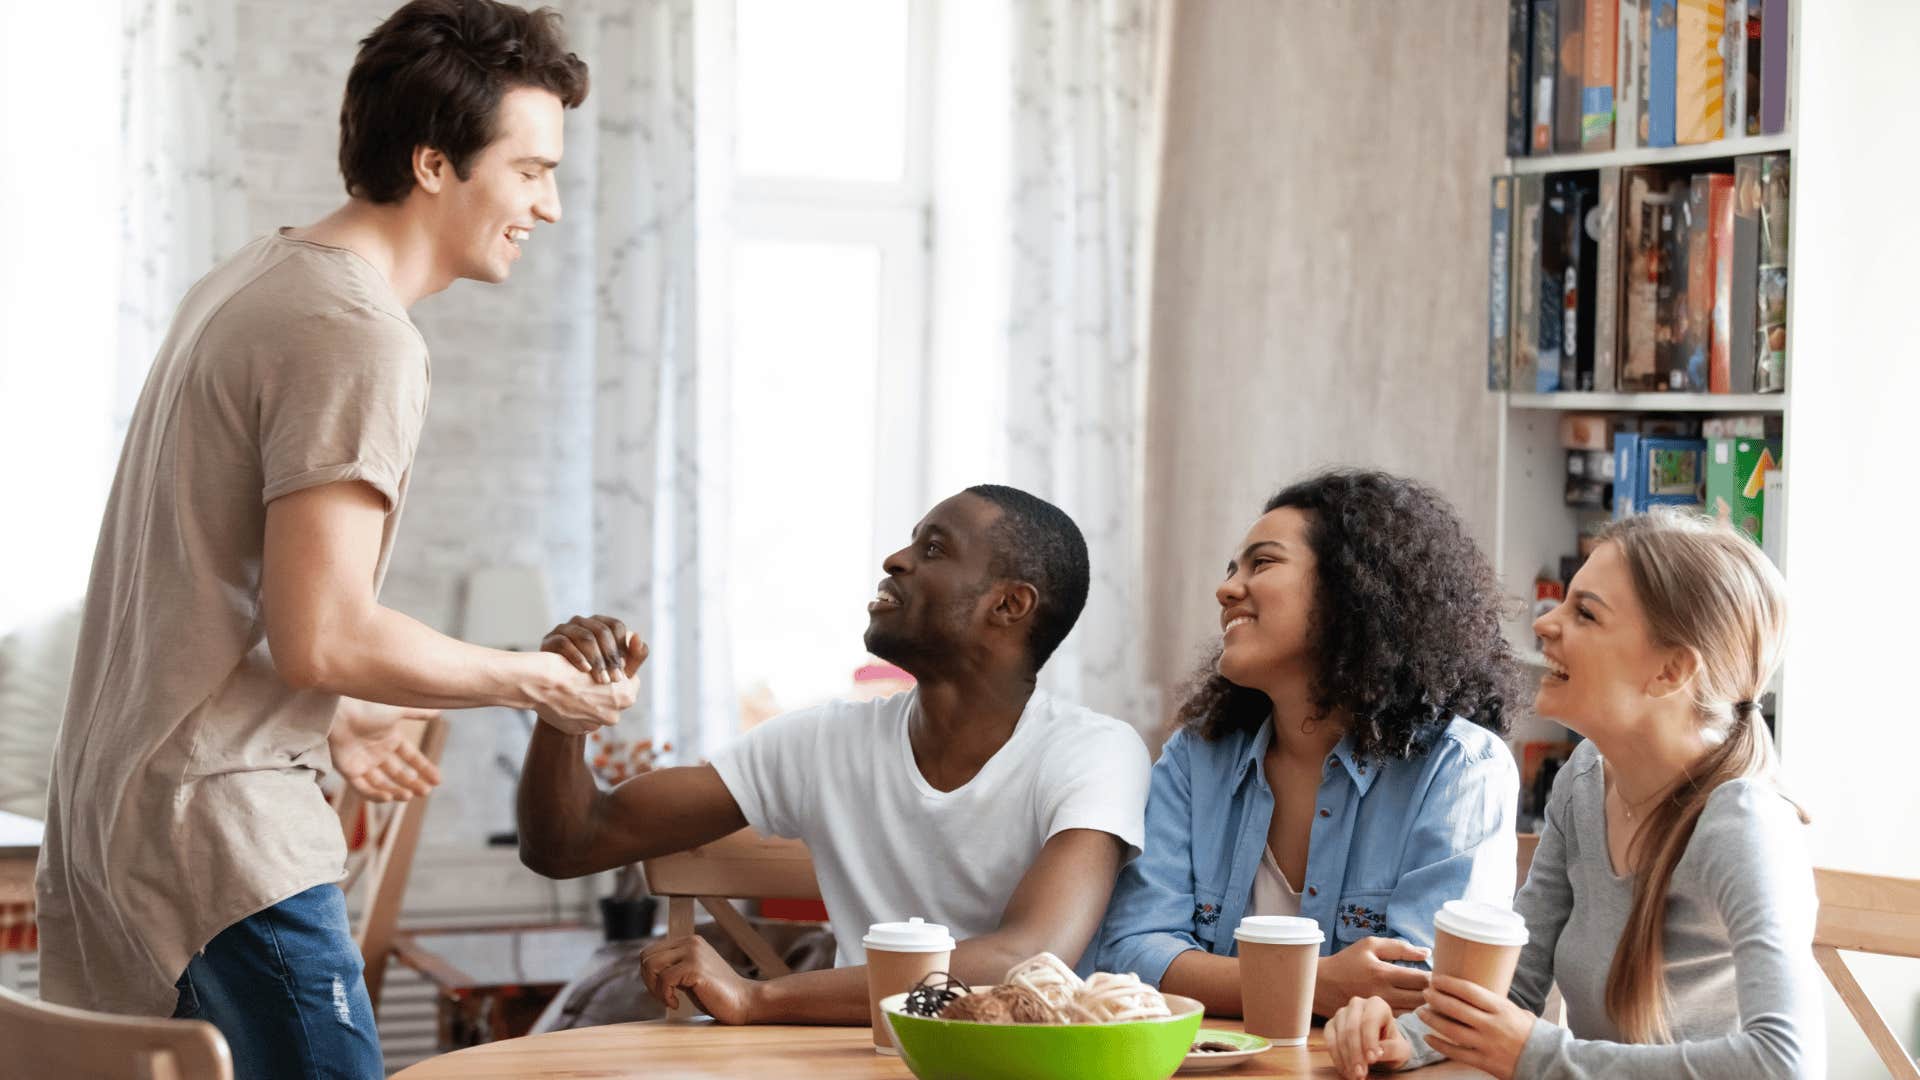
[569,0,724,764]
[116,0,251,431]
[1007,0,1167,729]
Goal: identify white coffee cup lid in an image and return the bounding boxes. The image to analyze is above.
[1433,900,1529,947]
[863,916,955,952]
[1233,915,1324,946]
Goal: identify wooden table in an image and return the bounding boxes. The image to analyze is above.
[0,811,43,953]
[390,1017,1490,1078]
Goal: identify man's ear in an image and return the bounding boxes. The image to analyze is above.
[413,146,450,195]
[1646,643,1703,702]
[989,581,1039,629]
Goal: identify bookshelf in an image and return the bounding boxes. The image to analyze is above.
[1509,132,1793,175]
[1508,392,1783,412]
[1489,1,1801,757]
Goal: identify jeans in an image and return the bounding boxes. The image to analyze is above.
[172,883,383,1080]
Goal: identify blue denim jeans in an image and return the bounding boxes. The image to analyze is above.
[172,883,383,1080]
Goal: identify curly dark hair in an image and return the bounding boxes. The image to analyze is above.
[1179,469,1523,761]
[339,0,590,204]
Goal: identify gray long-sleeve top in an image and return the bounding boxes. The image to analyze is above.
[1397,740,1825,1078]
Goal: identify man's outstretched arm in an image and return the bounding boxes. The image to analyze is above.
[262,481,632,731]
[516,720,749,879]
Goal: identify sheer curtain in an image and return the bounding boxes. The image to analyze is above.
[1006,0,1169,730]
[567,0,723,762]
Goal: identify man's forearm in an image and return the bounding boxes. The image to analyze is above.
[285,602,557,711]
[517,721,604,878]
[749,964,873,1025]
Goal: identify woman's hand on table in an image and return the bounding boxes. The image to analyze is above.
[1325,995,1413,1078]
[639,934,764,1024]
[1415,974,1533,1080]
[1315,936,1430,1015]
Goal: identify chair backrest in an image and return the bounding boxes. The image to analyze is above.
[1813,867,1920,1080]
[335,713,450,1012]
[1516,832,1540,891]
[0,984,232,1080]
[642,829,821,1020]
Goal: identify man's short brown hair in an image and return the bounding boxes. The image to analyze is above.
[339,0,590,204]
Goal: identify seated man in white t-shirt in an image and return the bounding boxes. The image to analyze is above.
[516,484,1151,1025]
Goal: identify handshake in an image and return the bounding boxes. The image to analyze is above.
[530,614,650,735]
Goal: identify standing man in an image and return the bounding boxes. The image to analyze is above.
[35,3,634,1077]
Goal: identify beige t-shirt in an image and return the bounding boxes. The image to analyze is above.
[34,230,430,1015]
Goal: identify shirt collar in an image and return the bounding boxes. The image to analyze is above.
[1234,719,1379,796]
[1328,731,1379,795]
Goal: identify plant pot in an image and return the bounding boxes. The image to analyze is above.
[599,896,659,942]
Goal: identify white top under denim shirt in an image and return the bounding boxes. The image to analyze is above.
[1395,740,1824,1078]
[1090,714,1519,986]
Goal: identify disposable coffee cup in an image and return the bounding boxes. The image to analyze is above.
[1431,900,1530,998]
[864,917,955,1054]
[1234,915,1323,1045]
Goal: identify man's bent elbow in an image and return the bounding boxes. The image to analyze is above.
[274,639,334,692]
[518,836,586,879]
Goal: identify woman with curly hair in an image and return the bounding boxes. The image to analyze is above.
[1092,469,1525,1018]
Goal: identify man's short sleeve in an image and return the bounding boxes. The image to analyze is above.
[258,307,429,510]
[708,704,833,840]
[1043,720,1151,858]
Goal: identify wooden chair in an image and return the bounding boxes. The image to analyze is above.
[0,984,231,1079]
[1813,868,1920,1080]
[1517,832,1540,890]
[641,829,821,1020]
[335,713,450,1012]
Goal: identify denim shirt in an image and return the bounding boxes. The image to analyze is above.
[1091,715,1519,987]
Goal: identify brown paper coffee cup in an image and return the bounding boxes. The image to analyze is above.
[1431,929,1524,999]
[863,918,956,1053]
[1234,915,1323,1045]
[1430,900,1529,999]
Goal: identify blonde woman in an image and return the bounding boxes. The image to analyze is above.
[1326,511,1823,1078]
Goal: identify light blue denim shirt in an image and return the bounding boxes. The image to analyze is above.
[1092,714,1519,987]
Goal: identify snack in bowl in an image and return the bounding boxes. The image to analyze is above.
[882,952,1203,1080]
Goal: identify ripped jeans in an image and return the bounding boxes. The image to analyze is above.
[173,883,384,1079]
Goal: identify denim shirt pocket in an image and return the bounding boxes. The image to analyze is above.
[1332,889,1392,945]
[1191,888,1227,951]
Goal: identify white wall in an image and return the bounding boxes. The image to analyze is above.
[1778,1,1920,1071]
[1142,1,1507,723]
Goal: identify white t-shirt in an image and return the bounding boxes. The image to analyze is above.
[710,688,1150,967]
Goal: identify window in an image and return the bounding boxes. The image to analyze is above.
[698,0,936,726]
[0,4,124,635]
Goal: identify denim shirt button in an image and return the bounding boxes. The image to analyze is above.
[1318,808,1330,818]
[1307,885,1318,897]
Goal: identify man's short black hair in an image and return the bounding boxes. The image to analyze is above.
[964,484,1089,675]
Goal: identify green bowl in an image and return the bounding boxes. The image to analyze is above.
[881,988,1205,1080]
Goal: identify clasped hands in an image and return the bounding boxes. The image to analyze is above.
[531,614,651,735]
